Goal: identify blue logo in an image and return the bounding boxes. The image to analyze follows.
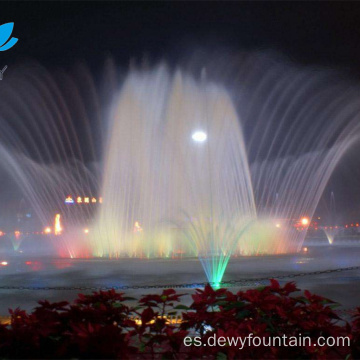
[0,23,18,51]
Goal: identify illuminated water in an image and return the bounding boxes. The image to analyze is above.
[324,191,340,244]
[0,244,360,315]
[1,55,360,284]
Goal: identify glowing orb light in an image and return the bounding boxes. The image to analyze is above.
[301,217,309,226]
[192,131,207,142]
[44,227,51,234]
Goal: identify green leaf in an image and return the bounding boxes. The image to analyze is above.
[224,301,245,310]
[174,305,190,310]
[216,352,227,360]
[257,286,267,292]
[236,309,251,319]
[112,303,124,308]
[215,300,230,306]
[139,342,146,353]
[48,336,62,341]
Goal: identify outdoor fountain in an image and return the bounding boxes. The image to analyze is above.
[0,55,360,285]
[323,192,340,244]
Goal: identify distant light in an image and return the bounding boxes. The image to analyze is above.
[192,131,207,142]
[14,231,21,239]
[83,228,89,234]
[91,197,97,203]
[301,217,309,226]
[65,196,74,204]
[84,197,89,204]
[275,223,281,228]
[1,261,8,266]
[0,231,3,237]
[303,247,308,252]
[134,221,143,233]
[54,214,62,235]
[44,227,51,234]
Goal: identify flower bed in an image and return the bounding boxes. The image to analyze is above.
[0,280,359,359]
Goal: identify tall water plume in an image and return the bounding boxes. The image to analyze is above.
[93,66,256,283]
[0,55,360,285]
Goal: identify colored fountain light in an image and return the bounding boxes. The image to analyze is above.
[323,191,340,244]
[65,196,74,204]
[44,227,51,234]
[301,217,310,226]
[0,56,360,285]
[54,214,62,235]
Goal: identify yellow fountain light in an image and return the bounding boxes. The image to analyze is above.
[275,223,281,228]
[84,197,89,203]
[54,214,62,235]
[83,228,89,234]
[301,217,309,226]
[91,197,97,203]
[77,197,82,203]
[134,221,143,233]
[44,227,51,234]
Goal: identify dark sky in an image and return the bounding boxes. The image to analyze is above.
[2,2,360,223]
[2,2,360,73]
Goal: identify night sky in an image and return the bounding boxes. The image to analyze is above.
[2,2,360,73]
[1,2,360,222]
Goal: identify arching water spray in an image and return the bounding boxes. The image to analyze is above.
[0,55,360,285]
